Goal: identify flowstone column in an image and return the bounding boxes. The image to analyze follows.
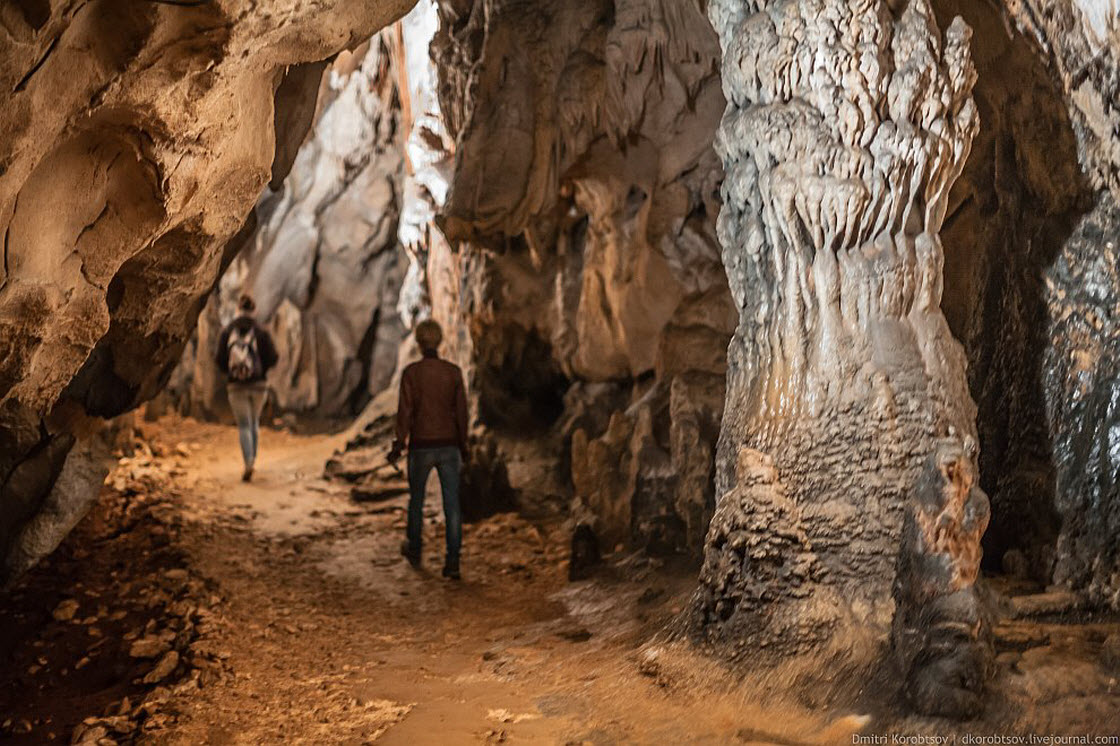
[693,0,989,696]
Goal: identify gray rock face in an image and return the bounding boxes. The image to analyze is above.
[934,0,1089,593]
[936,0,1120,610]
[993,0,1120,612]
[167,39,408,424]
[692,0,983,669]
[0,0,417,583]
[1002,0,1120,200]
[1042,197,1120,610]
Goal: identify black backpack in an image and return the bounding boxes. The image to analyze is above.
[227,325,263,382]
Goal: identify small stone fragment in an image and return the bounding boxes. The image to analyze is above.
[1102,633,1120,670]
[52,599,79,622]
[1010,591,1081,618]
[143,650,180,684]
[129,636,171,659]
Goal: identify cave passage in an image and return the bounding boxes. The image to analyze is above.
[2,0,1120,742]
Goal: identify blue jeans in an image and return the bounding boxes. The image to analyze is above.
[406,447,462,561]
[228,383,267,470]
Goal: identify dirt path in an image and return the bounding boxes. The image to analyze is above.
[5,417,1120,744]
[91,417,840,745]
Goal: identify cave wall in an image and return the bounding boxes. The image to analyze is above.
[0,0,417,583]
[927,0,1120,609]
[413,0,735,553]
[994,0,1120,611]
[677,0,1120,711]
[2,0,1118,655]
[932,0,1090,583]
[166,38,408,425]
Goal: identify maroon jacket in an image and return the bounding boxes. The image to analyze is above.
[395,351,469,453]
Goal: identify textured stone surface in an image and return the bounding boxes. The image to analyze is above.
[3,5,1120,714]
[692,0,983,668]
[1002,0,1120,200]
[891,435,991,718]
[0,0,417,583]
[420,0,734,551]
[1042,197,1120,609]
[167,39,408,423]
[934,0,1120,609]
[934,0,1089,589]
[991,0,1120,610]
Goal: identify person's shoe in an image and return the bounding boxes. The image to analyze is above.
[400,540,421,567]
[442,559,461,581]
[241,467,253,483]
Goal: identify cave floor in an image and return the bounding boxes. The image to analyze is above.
[0,416,851,745]
[4,417,1119,745]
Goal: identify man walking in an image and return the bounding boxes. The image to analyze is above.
[388,320,469,580]
[216,294,278,482]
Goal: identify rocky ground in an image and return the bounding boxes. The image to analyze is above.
[0,417,845,745]
[1,416,1119,745]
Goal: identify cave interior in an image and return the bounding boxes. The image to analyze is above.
[1,0,1120,741]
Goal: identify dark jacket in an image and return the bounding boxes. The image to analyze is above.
[395,351,469,453]
[216,316,278,385]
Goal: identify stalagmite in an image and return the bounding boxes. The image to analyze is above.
[692,0,990,702]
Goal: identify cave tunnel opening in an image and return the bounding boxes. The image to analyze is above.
[157,38,410,433]
[933,0,1094,583]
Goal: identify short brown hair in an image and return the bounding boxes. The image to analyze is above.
[415,319,443,351]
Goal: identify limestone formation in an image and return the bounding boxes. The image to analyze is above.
[395,0,456,332]
[993,0,1120,610]
[891,434,991,718]
[0,0,417,584]
[4,2,1120,728]
[693,0,983,668]
[421,0,735,552]
[933,0,1120,611]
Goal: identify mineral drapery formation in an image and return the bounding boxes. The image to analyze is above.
[692,0,986,671]
[166,38,408,423]
[2,4,1120,724]
[0,0,417,583]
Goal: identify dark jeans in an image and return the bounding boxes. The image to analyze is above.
[406,446,462,562]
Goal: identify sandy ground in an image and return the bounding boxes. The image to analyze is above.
[157,417,868,744]
[4,416,1117,744]
[0,416,850,745]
